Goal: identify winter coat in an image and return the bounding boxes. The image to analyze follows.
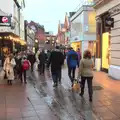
[21,58,31,72]
[78,58,94,77]
[27,54,36,65]
[67,50,79,68]
[39,52,46,65]
[4,57,16,80]
[15,56,22,73]
[48,50,64,72]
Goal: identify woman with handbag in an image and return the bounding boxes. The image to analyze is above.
[78,50,94,102]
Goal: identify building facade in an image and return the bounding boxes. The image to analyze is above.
[0,0,26,54]
[24,21,35,53]
[45,32,57,50]
[28,21,46,51]
[94,0,120,79]
[70,0,96,56]
[57,13,70,47]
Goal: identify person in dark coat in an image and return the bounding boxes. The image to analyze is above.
[47,46,64,87]
[38,50,46,75]
[15,52,22,82]
[27,52,36,72]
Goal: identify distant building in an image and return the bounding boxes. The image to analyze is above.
[57,13,70,46]
[70,0,96,56]
[24,20,35,52]
[45,32,57,50]
[28,21,46,50]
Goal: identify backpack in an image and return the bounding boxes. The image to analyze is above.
[22,60,30,70]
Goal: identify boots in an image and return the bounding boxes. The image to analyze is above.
[7,80,12,85]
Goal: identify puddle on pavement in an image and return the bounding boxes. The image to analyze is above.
[28,72,100,120]
[44,95,53,106]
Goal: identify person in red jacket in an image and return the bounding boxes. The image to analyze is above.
[21,56,31,84]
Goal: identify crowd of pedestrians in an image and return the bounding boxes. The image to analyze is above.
[0,46,94,102]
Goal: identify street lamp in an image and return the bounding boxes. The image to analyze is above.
[35,39,38,53]
[35,39,38,43]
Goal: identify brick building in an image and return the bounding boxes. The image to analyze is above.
[28,21,45,50]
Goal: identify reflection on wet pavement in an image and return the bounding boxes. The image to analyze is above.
[28,68,100,120]
[1,66,120,120]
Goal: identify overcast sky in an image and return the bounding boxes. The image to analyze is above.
[24,0,80,34]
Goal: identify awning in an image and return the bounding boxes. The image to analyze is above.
[0,32,26,45]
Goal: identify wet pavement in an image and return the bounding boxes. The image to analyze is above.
[0,65,120,120]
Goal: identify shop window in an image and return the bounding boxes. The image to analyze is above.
[102,32,110,69]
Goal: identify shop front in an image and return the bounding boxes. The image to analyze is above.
[94,0,120,79]
[0,32,26,56]
[71,41,82,51]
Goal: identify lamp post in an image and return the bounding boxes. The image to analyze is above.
[35,39,38,53]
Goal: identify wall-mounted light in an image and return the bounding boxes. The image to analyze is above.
[35,39,38,43]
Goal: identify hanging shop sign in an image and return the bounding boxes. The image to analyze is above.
[105,17,114,28]
[0,16,11,26]
[109,4,120,16]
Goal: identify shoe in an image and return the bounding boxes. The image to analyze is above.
[25,81,27,84]
[9,80,12,85]
[89,98,92,102]
[53,83,58,87]
[59,81,61,84]
[79,93,84,97]
[71,83,74,87]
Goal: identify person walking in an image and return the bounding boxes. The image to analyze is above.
[16,52,23,82]
[46,50,51,64]
[47,46,64,87]
[27,52,36,72]
[67,47,79,87]
[4,54,16,85]
[21,56,31,84]
[38,49,46,75]
[36,50,40,71]
[78,50,94,102]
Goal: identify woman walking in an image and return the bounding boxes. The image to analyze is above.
[4,54,16,85]
[21,56,31,84]
[78,50,94,102]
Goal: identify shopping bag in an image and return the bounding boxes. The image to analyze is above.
[72,79,81,92]
[0,70,5,81]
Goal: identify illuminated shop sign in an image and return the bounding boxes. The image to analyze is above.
[0,16,11,26]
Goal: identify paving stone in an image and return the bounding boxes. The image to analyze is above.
[0,68,120,120]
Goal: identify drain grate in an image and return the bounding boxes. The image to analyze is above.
[93,86,103,91]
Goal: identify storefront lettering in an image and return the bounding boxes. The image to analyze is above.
[109,4,120,15]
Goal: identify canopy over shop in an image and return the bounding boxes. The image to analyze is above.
[0,32,26,55]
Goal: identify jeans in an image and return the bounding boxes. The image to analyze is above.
[40,64,45,74]
[52,70,61,84]
[68,67,76,83]
[31,63,34,72]
[81,76,93,98]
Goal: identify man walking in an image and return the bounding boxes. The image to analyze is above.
[39,49,46,75]
[27,52,36,72]
[47,46,64,87]
[67,47,79,87]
